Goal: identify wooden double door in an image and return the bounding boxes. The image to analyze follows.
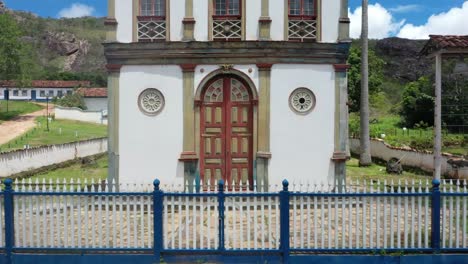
[200,75,253,187]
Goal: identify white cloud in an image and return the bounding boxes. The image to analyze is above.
[58,3,95,18]
[397,2,468,39]
[349,3,405,39]
[389,4,421,13]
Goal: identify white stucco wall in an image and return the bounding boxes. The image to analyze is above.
[270,0,285,40]
[321,0,340,43]
[55,106,107,125]
[170,1,185,41]
[269,64,336,185]
[119,65,184,184]
[245,0,261,40]
[0,138,107,177]
[349,138,468,179]
[193,0,209,41]
[84,98,108,112]
[115,0,133,43]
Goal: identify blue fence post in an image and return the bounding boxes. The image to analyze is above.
[153,179,163,262]
[431,179,441,253]
[217,179,225,252]
[280,180,290,264]
[4,178,14,264]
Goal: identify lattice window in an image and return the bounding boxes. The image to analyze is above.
[288,19,317,41]
[204,80,224,102]
[212,0,242,40]
[213,19,242,40]
[231,79,249,102]
[138,19,166,41]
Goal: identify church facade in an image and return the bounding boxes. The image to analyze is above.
[104,0,351,189]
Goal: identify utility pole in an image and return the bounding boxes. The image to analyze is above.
[46,96,49,132]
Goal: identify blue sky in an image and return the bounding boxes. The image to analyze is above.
[4,0,468,39]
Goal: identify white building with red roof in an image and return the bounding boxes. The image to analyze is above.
[0,80,90,101]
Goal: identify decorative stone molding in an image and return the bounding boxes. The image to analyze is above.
[105,64,122,73]
[138,88,165,116]
[104,42,350,65]
[104,18,118,26]
[289,88,316,115]
[180,64,197,72]
[257,63,273,71]
[333,64,350,72]
[331,151,347,161]
[220,64,234,72]
[179,151,198,161]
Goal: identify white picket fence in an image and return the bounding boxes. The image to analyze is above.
[0,178,466,251]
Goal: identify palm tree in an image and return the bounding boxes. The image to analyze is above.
[359,0,372,166]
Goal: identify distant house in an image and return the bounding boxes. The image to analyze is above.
[0,80,90,101]
[76,88,108,112]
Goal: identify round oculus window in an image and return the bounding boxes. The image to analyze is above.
[138,88,165,116]
[289,88,316,114]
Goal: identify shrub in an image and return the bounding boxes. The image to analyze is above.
[55,93,87,110]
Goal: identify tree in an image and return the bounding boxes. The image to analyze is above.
[400,77,434,128]
[0,13,32,83]
[54,92,87,110]
[0,13,38,112]
[347,46,385,113]
[359,0,372,166]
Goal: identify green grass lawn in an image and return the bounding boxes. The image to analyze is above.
[26,156,429,187]
[350,114,467,156]
[0,117,107,152]
[346,158,430,184]
[0,101,43,122]
[29,155,108,183]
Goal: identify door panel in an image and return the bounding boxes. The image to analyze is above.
[200,76,253,188]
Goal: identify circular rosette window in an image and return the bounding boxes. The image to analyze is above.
[138,88,165,116]
[289,88,316,114]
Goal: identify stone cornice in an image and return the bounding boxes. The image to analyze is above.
[104,41,350,65]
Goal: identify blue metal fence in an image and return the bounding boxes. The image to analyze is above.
[0,178,467,264]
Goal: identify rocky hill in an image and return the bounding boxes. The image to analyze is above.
[374,38,431,83]
[1,1,106,76]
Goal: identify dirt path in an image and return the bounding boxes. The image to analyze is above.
[0,103,54,145]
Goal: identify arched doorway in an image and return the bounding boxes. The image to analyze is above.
[200,75,254,187]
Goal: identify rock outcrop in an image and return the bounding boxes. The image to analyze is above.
[45,31,91,71]
[0,1,7,14]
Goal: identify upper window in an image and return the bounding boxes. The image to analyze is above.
[289,0,316,18]
[287,0,318,41]
[140,0,166,17]
[212,0,242,40]
[138,0,167,42]
[214,0,241,17]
